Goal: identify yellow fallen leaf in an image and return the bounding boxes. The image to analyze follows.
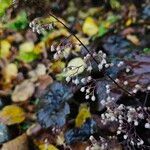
[33,42,45,54]
[3,63,18,83]
[51,60,65,73]
[0,105,25,125]
[75,104,91,128]
[82,17,98,36]
[38,144,58,150]
[125,18,132,26]
[104,22,111,29]
[19,41,34,53]
[0,40,11,58]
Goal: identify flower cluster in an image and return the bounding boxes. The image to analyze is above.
[51,39,73,60]
[100,102,150,148]
[86,135,121,150]
[29,15,150,149]
[83,50,108,72]
[29,19,54,34]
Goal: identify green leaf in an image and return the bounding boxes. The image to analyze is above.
[98,13,119,37]
[5,11,28,30]
[0,0,12,17]
[20,122,31,131]
[17,41,39,63]
[143,48,150,55]
[107,13,119,24]
[110,0,121,10]
[18,51,39,63]
[98,24,108,37]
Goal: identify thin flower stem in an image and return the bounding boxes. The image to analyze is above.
[49,13,141,103]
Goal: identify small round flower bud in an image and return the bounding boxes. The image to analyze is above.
[74,78,79,85]
[105,63,109,68]
[87,76,92,81]
[66,76,71,82]
[145,123,150,129]
[126,68,130,73]
[134,120,138,126]
[86,54,90,58]
[53,53,59,60]
[98,64,103,70]
[133,89,137,94]
[51,45,55,52]
[103,53,106,58]
[106,89,110,94]
[106,85,110,89]
[135,84,141,89]
[117,61,124,67]
[123,81,128,85]
[85,95,90,100]
[91,95,96,101]
[115,78,120,83]
[80,87,85,92]
[81,78,86,83]
[123,135,128,139]
[87,66,92,71]
[119,119,123,123]
[147,86,150,91]
[86,88,90,93]
[117,130,121,135]
[139,140,144,145]
[127,117,132,123]
[138,113,144,119]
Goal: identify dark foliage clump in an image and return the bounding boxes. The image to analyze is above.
[37,82,73,128]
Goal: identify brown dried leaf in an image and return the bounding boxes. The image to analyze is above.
[12,80,35,102]
[1,134,28,150]
[71,142,89,150]
[126,34,140,45]
[28,63,47,82]
[121,55,150,92]
[35,75,53,97]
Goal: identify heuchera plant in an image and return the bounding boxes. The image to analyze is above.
[29,13,150,149]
